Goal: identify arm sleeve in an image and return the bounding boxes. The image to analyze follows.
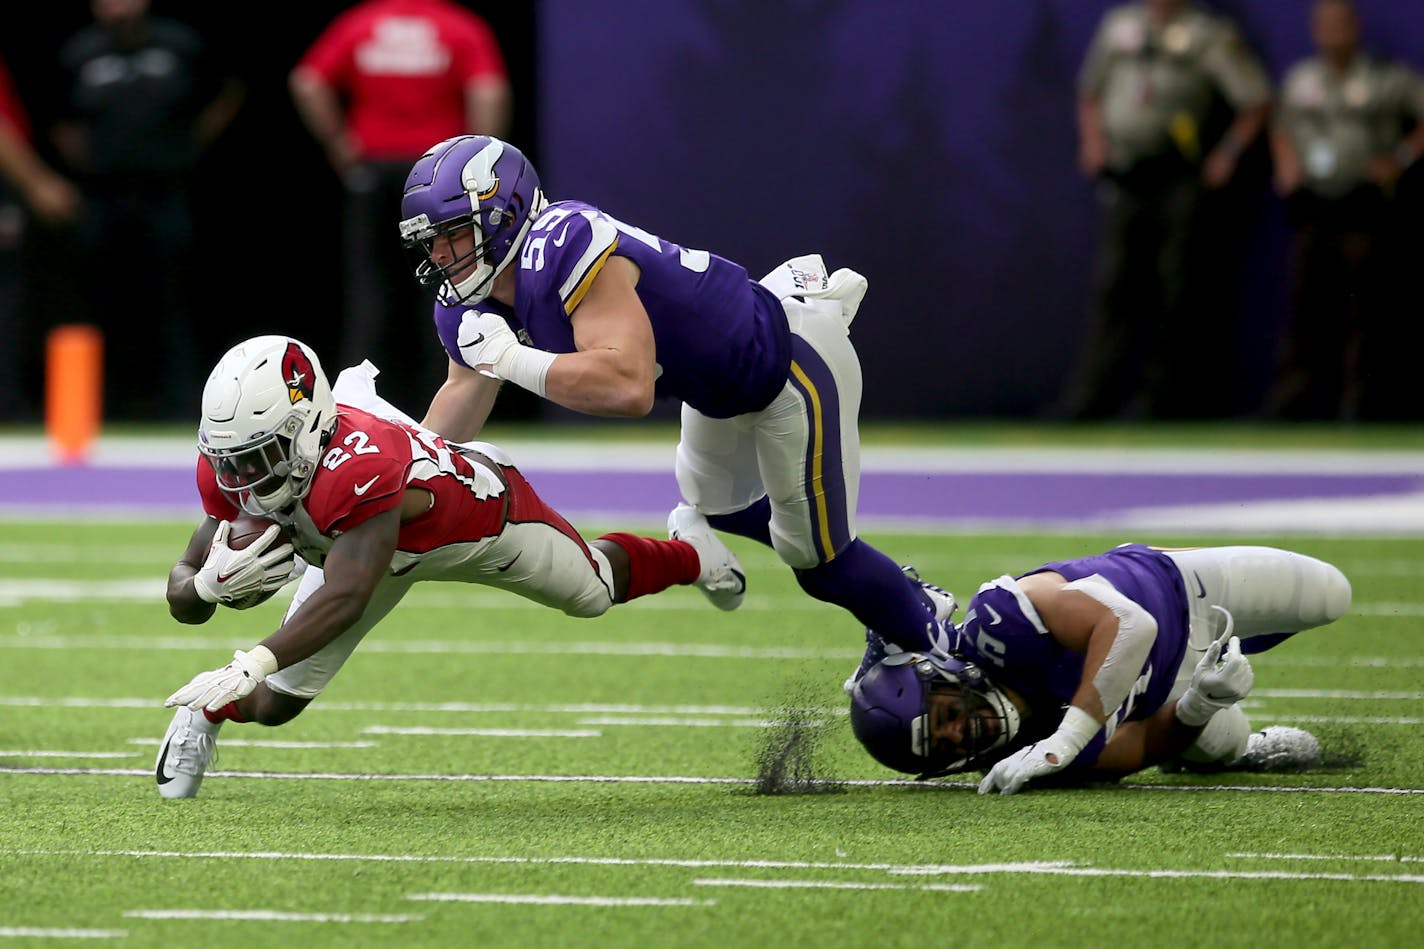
[1061,574,1159,721]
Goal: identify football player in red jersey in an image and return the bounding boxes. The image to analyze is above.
[155,335,746,798]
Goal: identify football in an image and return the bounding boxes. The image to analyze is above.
[226,514,281,550]
[220,514,289,610]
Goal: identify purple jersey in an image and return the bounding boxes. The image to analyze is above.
[434,200,792,419]
[954,544,1190,769]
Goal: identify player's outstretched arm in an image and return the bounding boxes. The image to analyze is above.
[257,507,401,669]
[422,358,501,444]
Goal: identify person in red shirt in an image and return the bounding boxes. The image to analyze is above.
[154,335,745,799]
[290,0,512,415]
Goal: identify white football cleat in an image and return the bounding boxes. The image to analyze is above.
[668,503,746,611]
[155,706,222,799]
[1233,725,1323,772]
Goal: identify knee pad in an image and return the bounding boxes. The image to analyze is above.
[1320,563,1352,624]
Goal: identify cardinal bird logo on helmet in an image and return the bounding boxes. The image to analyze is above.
[281,342,316,405]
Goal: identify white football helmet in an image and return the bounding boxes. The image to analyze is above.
[198,336,337,515]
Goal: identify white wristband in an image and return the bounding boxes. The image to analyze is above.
[1054,705,1102,754]
[495,345,557,398]
[247,644,280,678]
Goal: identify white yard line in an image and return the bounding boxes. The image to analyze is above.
[361,726,601,738]
[574,716,782,728]
[407,893,711,907]
[0,633,861,660]
[122,910,419,923]
[0,928,125,940]
[889,866,1424,884]
[0,697,776,715]
[1229,852,1421,863]
[1251,715,1424,725]
[3,580,1424,618]
[2,766,1421,794]
[0,750,134,759]
[6,634,1424,670]
[5,849,1074,875]
[692,878,980,892]
[125,738,377,749]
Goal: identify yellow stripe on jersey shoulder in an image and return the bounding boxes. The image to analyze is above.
[559,211,621,315]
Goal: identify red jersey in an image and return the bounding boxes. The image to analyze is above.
[295,0,507,158]
[196,404,507,572]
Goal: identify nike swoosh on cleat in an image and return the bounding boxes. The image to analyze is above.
[155,738,174,784]
[731,569,746,594]
[354,476,379,496]
[1192,571,1207,598]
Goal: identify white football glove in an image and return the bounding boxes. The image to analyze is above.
[1175,614,1255,727]
[456,309,521,380]
[164,646,279,712]
[977,706,1099,796]
[193,520,295,608]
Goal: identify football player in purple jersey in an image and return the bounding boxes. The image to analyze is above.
[847,542,1351,794]
[397,135,954,656]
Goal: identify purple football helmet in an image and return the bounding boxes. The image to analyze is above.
[399,135,548,306]
[849,651,1023,778]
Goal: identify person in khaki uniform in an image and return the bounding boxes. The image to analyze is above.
[1266,0,1424,420]
[1062,0,1271,420]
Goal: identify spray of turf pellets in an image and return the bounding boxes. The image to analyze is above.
[751,680,845,796]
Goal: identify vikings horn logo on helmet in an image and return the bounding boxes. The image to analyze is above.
[281,342,316,405]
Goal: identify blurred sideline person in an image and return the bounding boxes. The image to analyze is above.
[1266,0,1424,420]
[52,0,245,421]
[155,335,744,798]
[396,135,955,666]
[848,542,1351,794]
[0,56,81,421]
[1061,0,1271,420]
[291,0,512,415]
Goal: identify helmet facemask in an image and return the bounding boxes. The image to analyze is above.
[914,663,1023,777]
[850,651,1023,779]
[201,422,317,517]
[403,205,518,307]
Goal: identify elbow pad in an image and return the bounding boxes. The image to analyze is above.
[1063,574,1158,719]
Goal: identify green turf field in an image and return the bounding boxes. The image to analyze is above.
[1,519,1422,947]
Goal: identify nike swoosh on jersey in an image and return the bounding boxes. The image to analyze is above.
[155,738,175,784]
[551,222,572,247]
[354,476,380,496]
[984,604,1003,626]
